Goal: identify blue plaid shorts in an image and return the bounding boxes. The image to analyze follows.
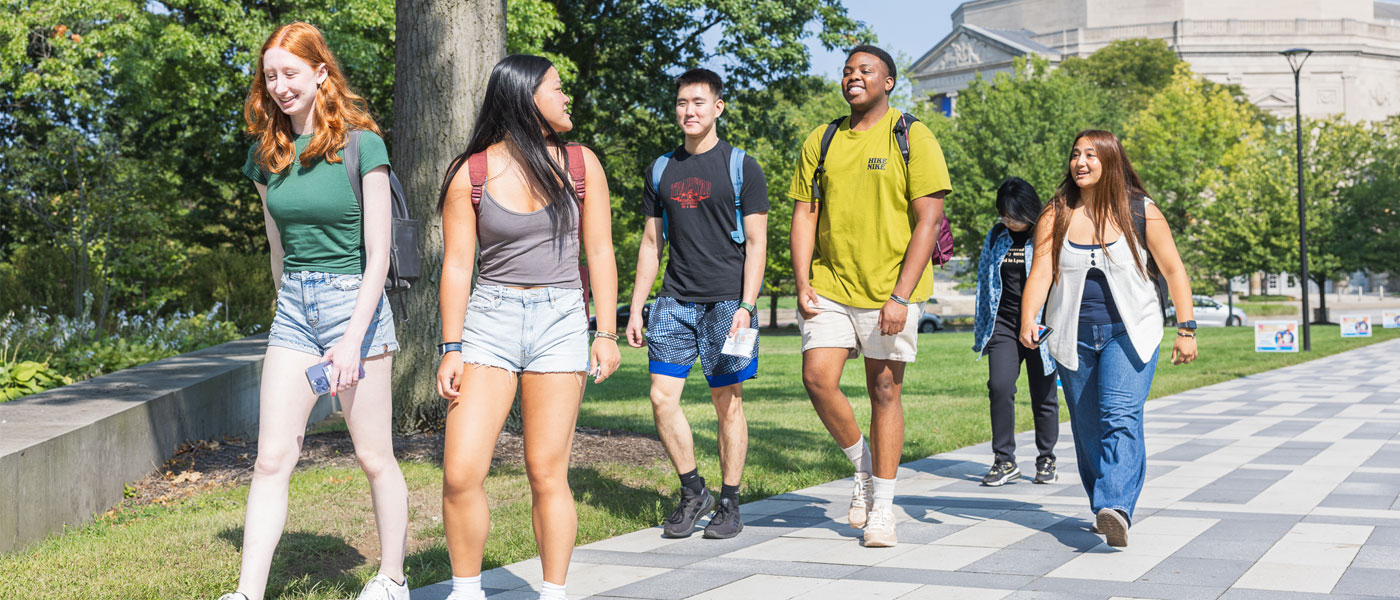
[646,296,758,388]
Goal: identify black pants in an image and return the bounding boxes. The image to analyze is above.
[985,320,1059,462]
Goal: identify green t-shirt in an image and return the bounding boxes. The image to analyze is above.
[240,131,390,274]
[787,108,953,309]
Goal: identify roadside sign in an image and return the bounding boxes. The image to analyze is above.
[1255,320,1299,352]
[1384,311,1400,329]
[1341,315,1373,338]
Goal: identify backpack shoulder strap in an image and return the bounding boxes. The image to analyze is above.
[652,150,675,241]
[892,112,919,164]
[1131,195,1148,246]
[345,130,364,209]
[811,116,845,202]
[729,146,746,244]
[566,143,586,202]
[467,151,488,214]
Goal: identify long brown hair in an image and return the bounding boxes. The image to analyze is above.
[243,22,380,174]
[1047,130,1150,280]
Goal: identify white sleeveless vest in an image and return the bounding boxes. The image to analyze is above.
[1044,227,1163,372]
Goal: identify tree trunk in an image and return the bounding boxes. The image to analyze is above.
[768,292,779,329]
[1313,275,1330,324]
[391,0,506,430]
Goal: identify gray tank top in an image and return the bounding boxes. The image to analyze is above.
[476,189,582,288]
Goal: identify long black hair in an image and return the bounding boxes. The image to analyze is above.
[995,176,1042,230]
[437,54,576,215]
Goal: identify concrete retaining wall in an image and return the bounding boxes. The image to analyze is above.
[0,334,336,554]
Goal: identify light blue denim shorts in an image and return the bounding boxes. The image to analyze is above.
[268,271,399,358]
[461,284,589,373]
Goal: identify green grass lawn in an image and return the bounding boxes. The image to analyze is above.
[3,326,1395,599]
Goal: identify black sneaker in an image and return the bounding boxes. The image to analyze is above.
[663,487,715,538]
[981,460,1020,487]
[1034,457,1058,484]
[703,496,744,539]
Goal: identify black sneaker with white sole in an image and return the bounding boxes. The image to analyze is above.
[663,487,715,538]
[703,496,743,539]
[981,460,1020,486]
[1034,457,1058,484]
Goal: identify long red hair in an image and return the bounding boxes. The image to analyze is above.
[1047,130,1150,280]
[243,22,380,174]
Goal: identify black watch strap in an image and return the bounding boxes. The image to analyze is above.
[437,341,463,356]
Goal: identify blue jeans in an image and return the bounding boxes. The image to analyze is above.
[1057,322,1158,523]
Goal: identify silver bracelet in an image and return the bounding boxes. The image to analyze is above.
[889,293,910,306]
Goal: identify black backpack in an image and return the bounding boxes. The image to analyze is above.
[344,130,420,294]
[1129,195,1168,319]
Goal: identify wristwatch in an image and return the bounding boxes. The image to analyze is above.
[437,342,463,357]
[1177,320,1198,331]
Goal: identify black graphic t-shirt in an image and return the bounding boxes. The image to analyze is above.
[995,228,1030,330]
[642,140,769,302]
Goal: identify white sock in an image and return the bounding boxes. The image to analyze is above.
[841,436,872,476]
[449,575,484,600]
[539,581,567,599]
[871,475,896,511]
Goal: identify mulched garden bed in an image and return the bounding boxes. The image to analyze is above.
[120,422,667,508]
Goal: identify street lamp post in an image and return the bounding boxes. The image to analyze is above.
[1282,47,1313,352]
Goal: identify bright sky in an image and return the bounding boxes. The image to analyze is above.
[806,1,963,79]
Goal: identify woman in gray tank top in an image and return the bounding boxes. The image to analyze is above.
[432,55,620,600]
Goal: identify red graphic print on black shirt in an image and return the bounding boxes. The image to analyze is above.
[670,177,711,209]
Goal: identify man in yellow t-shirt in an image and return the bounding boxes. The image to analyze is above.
[787,44,952,548]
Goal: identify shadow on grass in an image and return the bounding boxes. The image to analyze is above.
[217,527,367,595]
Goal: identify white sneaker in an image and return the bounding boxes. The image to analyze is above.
[862,504,897,547]
[217,594,250,600]
[848,472,874,529]
[357,573,410,600]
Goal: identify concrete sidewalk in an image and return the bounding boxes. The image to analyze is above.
[417,338,1400,599]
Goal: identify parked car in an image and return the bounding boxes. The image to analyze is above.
[918,300,944,333]
[1165,295,1247,327]
[589,303,651,331]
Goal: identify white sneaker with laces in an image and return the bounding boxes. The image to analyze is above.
[356,573,410,600]
[862,504,897,547]
[848,472,874,529]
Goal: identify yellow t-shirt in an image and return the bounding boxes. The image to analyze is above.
[787,108,953,309]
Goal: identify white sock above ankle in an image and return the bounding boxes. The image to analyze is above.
[871,475,896,510]
[842,436,872,476]
[539,581,567,599]
[449,574,484,600]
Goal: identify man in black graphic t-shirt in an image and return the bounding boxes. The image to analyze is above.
[626,68,769,541]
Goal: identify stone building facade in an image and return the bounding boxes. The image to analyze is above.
[910,0,1400,122]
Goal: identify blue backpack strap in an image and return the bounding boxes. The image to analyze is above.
[729,147,746,244]
[651,152,673,241]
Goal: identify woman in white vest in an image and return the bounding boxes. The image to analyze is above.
[1018,130,1198,549]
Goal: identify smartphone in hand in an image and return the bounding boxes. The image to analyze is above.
[1036,324,1054,343]
[306,361,366,395]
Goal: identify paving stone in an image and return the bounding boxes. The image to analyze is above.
[590,568,749,600]
[1332,567,1400,598]
[648,532,783,557]
[1021,577,1226,600]
[573,549,706,568]
[1352,544,1400,570]
[1318,492,1397,509]
[1170,538,1275,561]
[1008,529,1103,552]
[684,557,864,579]
[958,547,1078,576]
[1151,439,1232,461]
[1195,516,1298,542]
[844,565,1036,589]
[892,520,965,544]
[1367,526,1400,546]
[1138,556,1252,586]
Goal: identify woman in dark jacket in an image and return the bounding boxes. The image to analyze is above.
[971,177,1059,487]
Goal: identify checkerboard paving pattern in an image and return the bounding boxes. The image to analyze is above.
[416,339,1400,599]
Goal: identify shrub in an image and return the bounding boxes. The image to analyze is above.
[177,249,276,333]
[0,345,73,403]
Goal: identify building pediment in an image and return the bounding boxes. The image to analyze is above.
[1252,90,1295,109]
[912,24,1059,78]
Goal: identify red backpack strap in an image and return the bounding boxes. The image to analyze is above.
[467,151,488,214]
[565,143,591,317]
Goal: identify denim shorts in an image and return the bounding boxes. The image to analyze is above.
[461,285,589,373]
[268,271,399,358]
[647,296,758,388]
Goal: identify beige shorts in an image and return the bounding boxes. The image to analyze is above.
[797,294,921,362]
